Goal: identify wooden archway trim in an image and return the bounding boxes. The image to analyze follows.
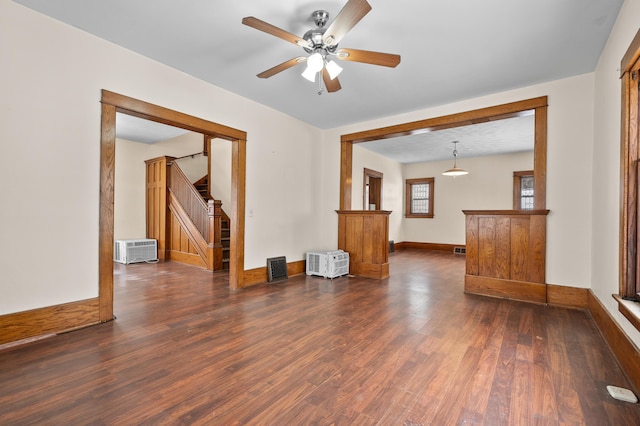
[99,90,246,321]
[339,96,548,211]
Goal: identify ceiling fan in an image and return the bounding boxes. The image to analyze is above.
[242,0,401,94]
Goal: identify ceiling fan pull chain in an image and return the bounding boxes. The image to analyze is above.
[318,74,324,95]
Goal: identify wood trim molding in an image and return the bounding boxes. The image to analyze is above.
[100,90,247,311]
[99,103,116,322]
[0,298,100,346]
[614,294,640,333]
[587,290,640,393]
[341,97,548,143]
[340,96,548,221]
[547,284,588,309]
[464,275,547,304]
[243,260,306,287]
[395,242,462,252]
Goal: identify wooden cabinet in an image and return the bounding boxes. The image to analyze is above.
[463,210,549,303]
[336,210,391,279]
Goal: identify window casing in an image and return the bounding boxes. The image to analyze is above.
[618,27,640,332]
[405,178,434,218]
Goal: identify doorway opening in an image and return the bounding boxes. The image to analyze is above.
[363,168,383,210]
[99,90,247,322]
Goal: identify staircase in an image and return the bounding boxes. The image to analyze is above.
[194,175,230,270]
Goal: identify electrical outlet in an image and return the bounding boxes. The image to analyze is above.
[607,385,638,403]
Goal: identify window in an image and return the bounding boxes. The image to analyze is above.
[513,170,534,210]
[619,27,640,330]
[405,178,434,218]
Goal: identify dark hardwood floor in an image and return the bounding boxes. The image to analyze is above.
[1,250,639,425]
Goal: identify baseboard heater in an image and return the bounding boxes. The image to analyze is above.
[114,239,158,264]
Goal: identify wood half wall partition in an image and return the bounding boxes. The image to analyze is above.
[464,210,550,304]
[339,97,548,291]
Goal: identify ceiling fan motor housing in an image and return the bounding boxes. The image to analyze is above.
[303,10,338,54]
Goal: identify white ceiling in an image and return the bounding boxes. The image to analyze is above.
[15,0,622,132]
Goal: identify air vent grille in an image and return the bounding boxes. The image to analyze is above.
[267,256,288,282]
[454,246,466,255]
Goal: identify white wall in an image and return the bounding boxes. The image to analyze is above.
[322,72,596,292]
[0,1,324,314]
[591,0,640,345]
[403,152,533,245]
[114,132,204,241]
[209,138,232,212]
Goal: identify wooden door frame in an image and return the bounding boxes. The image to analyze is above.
[340,97,548,211]
[99,90,247,321]
[363,168,383,210]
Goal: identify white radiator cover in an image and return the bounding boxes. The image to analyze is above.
[306,250,349,279]
[114,239,158,264]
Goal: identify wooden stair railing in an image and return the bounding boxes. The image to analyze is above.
[167,162,224,271]
[194,174,231,270]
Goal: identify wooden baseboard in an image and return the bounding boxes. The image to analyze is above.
[547,284,588,309]
[0,298,101,346]
[243,260,306,287]
[395,241,463,252]
[587,290,640,393]
[464,275,547,304]
[350,261,390,279]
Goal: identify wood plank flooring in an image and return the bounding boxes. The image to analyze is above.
[1,249,639,425]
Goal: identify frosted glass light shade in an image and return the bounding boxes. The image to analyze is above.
[301,66,317,82]
[307,52,324,72]
[325,60,343,80]
[442,167,469,176]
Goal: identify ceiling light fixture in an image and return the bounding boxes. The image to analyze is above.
[442,141,469,177]
[301,51,343,82]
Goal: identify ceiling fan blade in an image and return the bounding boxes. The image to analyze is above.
[336,48,401,68]
[322,0,372,47]
[322,68,342,93]
[257,57,307,79]
[242,17,311,49]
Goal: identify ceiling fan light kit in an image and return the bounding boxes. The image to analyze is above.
[242,0,400,94]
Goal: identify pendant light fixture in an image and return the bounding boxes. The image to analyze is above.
[442,141,468,177]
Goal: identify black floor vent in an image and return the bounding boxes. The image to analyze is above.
[453,246,466,255]
[267,256,288,282]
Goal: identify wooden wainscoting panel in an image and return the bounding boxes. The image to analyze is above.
[528,214,547,283]
[588,291,640,393]
[547,284,588,309]
[465,275,547,304]
[495,217,511,280]
[167,251,206,268]
[0,298,100,346]
[478,217,497,278]
[465,215,479,276]
[510,217,529,281]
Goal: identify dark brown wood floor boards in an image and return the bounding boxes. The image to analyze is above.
[1,250,639,425]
